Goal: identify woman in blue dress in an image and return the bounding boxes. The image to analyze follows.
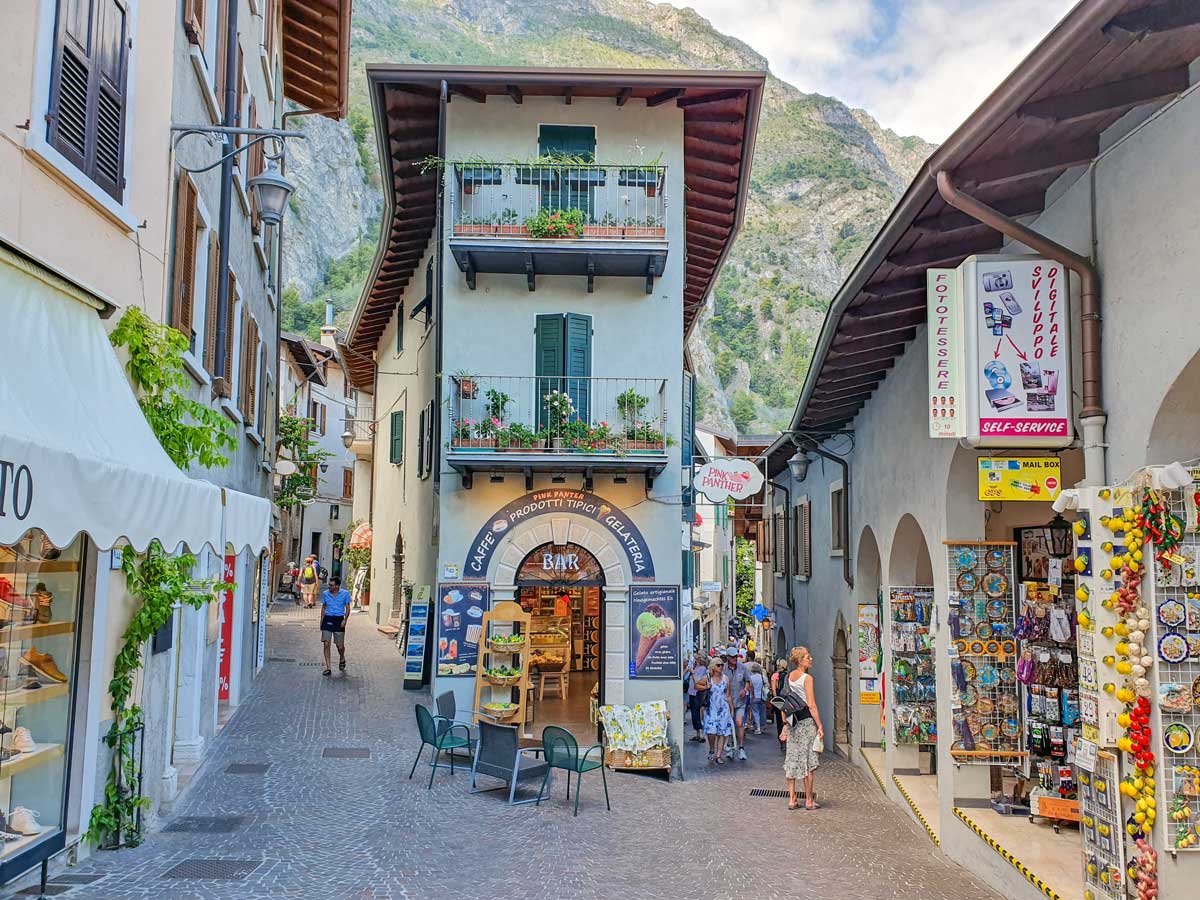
[703,657,734,764]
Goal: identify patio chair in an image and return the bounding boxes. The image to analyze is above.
[469,721,549,806]
[536,725,610,816]
[435,690,480,757]
[409,704,470,789]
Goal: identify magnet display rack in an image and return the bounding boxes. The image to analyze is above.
[946,542,1026,765]
[890,586,936,746]
[1146,480,1200,852]
[1079,748,1127,900]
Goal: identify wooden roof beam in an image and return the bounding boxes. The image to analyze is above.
[913,192,1045,233]
[839,307,926,338]
[646,88,684,107]
[684,136,742,165]
[826,344,905,365]
[677,89,746,108]
[956,137,1099,186]
[832,328,917,353]
[887,231,1004,269]
[684,173,738,199]
[616,87,632,107]
[1105,1,1200,38]
[686,207,736,228]
[861,272,928,296]
[505,85,523,104]
[1018,67,1190,123]
[451,84,487,104]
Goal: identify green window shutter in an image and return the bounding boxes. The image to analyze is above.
[564,313,592,422]
[389,410,404,464]
[396,304,404,355]
[535,314,564,432]
[537,125,596,161]
[681,370,694,464]
[682,549,693,588]
[416,407,426,478]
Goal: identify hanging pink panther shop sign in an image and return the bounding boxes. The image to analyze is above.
[463,489,655,581]
[694,458,764,502]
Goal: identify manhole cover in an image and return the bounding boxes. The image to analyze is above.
[322,747,370,759]
[161,859,259,881]
[164,816,245,833]
[49,874,107,885]
[225,763,270,775]
[266,656,296,662]
[17,887,72,896]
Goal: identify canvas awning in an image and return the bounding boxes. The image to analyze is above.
[0,246,269,554]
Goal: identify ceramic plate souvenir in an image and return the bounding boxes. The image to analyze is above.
[976,621,994,640]
[981,722,998,741]
[999,694,1018,714]
[970,640,986,655]
[1159,633,1189,664]
[967,714,982,735]
[1001,667,1016,684]
[962,660,977,681]
[985,549,1007,570]
[951,740,965,751]
[1001,640,1017,656]
[1189,636,1200,659]
[1002,716,1021,738]
[1159,682,1192,714]
[986,598,1006,619]
[1193,675,1200,704]
[978,666,1000,688]
[960,685,978,707]
[984,573,1009,598]
[1164,723,1194,754]
[975,741,993,752]
[1159,600,1187,628]
[986,640,1001,655]
[976,698,995,717]
[956,640,969,654]
[958,571,978,594]
[957,548,978,570]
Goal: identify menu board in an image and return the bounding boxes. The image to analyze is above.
[436,583,489,676]
[628,585,680,678]
[403,585,431,685]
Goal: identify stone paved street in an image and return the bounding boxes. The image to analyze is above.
[9,603,1005,899]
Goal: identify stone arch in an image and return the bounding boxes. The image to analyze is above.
[777,626,788,659]
[889,513,933,586]
[857,525,882,601]
[1146,351,1200,464]
[832,610,852,745]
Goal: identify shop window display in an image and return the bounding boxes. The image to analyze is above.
[0,529,83,876]
[890,587,936,745]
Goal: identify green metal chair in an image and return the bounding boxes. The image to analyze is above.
[535,725,610,816]
[410,704,470,789]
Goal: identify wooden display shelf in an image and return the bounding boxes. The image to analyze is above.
[0,622,74,644]
[0,742,64,779]
[474,602,532,728]
[0,560,80,575]
[0,682,69,710]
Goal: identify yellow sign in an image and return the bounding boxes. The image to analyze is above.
[978,457,1062,502]
[860,691,882,706]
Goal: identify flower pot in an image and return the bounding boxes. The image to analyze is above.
[496,224,526,236]
[458,379,478,399]
[454,224,495,236]
[551,437,564,450]
[475,438,497,449]
[623,227,666,239]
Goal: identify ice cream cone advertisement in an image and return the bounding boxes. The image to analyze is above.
[628,585,681,678]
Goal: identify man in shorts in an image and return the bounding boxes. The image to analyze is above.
[319,575,352,676]
[724,646,752,760]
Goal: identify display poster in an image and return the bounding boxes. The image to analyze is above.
[255,551,269,671]
[857,603,882,705]
[403,587,432,683]
[435,583,489,676]
[218,553,236,701]
[927,268,966,438]
[629,585,681,678]
[967,257,1071,444]
[463,489,655,581]
[978,457,1062,502]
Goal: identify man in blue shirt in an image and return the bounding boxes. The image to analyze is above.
[320,575,352,676]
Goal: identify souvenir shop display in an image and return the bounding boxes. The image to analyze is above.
[946,542,1022,761]
[890,587,936,745]
[1080,748,1127,900]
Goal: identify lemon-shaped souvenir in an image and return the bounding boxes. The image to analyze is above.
[1137,799,1147,812]
[1104,682,1116,695]
[1135,812,1146,824]
[1147,797,1156,809]
[1127,823,1139,836]
[1100,871,1110,884]
[1101,540,1113,552]
[1133,549,1143,562]
[1087,863,1097,876]
[1115,622,1129,636]
[1096,779,1107,792]
[1079,611,1092,628]
[1118,713,1131,727]
[1075,555,1089,573]
[1116,641,1130,655]
[1124,508,1135,521]
[1098,823,1110,835]
[1074,520,1088,537]
[1099,488,1111,499]
[1117,660,1133,675]
[1118,737,1133,752]
[1143,822,1153,835]
[1077,585,1091,602]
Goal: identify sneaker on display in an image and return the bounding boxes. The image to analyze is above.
[8,808,40,836]
[20,648,67,684]
[738,749,747,761]
[9,727,34,754]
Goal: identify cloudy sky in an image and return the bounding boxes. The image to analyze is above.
[665,0,1077,141]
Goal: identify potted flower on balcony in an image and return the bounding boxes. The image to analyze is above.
[618,165,664,197]
[454,370,479,399]
[454,215,498,236]
[474,417,501,449]
[616,388,650,424]
[525,208,585,239]
[496,207,522,236]
[451,419,475,448]
[624,421,668,451]
[543,390,575,448]
[500,422,541,451]
[584,211,621,239]
[622,215,666,239]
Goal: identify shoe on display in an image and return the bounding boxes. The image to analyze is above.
[9,728,34,754]
[0,812,20,843]
[31,584,52,625]
[738,749,747,761]
[20,648,67,684]
[7,808,40,836]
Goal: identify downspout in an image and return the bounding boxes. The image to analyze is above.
[767,478,792,611]
[432,80,448,488]
[935,171,1107,485]
[801,442,853,590]
[213,0,239,392]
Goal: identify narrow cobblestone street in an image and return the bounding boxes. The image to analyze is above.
[10,603,1005,900]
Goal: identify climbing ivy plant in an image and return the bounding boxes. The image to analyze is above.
[87,309,238,846]
[275,413,333,509]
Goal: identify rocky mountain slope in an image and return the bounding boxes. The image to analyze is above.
[283,0,933,432]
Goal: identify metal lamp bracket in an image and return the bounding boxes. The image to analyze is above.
[170,124,305,173]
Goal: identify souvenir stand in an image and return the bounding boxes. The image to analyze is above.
[890,587,937,756]
[946,543,1027,799]
[473,602,532,733]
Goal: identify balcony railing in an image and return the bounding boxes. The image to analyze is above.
[448,163,668,242]
[344,399,374,448]
[447,375,669,455]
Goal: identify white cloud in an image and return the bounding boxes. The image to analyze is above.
[666,0,1076,141]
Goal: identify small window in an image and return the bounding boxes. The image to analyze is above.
[329,504,339,520]
[830,484,845,555]
[342,468,353,500]
[389,411,404,465]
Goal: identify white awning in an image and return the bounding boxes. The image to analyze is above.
[0,247,269,554]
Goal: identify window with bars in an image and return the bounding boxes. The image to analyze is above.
[47,0,130,202]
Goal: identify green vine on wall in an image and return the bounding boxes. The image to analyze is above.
[275,413,333,509]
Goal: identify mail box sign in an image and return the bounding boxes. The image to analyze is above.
[927,256,1074,449]
[978,457,1062,502]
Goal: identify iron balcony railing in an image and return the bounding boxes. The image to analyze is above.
[344,399,374,446]
[447,163,668,241]
[447,375,669,454]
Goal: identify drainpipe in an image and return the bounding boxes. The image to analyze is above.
[799,441,853,590]
[767,478,793,611]
[213,0,239,393]
[432,80,448,488]
[935,171,1107,485]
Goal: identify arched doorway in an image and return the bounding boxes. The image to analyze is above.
[515,541,605,737]
[856,526,884,746]
[391,527,405,623]
[832,616,851,746]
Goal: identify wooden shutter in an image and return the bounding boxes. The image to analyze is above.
[424,400,435,477]
[563,313,592,422]
[248,97,262,234]
[534,314,563,432]
[183,0,206,49]
[204,232,221,374]
[416,407,426,478]
[48,0,129,202]
[240,313,258,419]
[257,345,269,433]
[170,171,199,338]
[220,271,237,393]
[797,502,811,578]
[320,402,327,436]
[342,468,353,500]
[214,0,229,109]
[263,0,276,60]
[389,411,404,465]
[395,303,404,354]
[681,370,694,468]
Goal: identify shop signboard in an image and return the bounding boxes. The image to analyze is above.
[435,583,489,676]
[927,256,1073,448]
[977,456,1062,502]
[629,585,681,678]
[857,603,881,705]
[219,553,236,701]
[693,458,764,502]
[403,585,432,685]
[927,268,967,438]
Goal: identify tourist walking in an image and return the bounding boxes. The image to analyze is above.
[724,646,751,760]
[319,574,352,676]
[748,662,766,735]
[781,646,824,810]
[771,658,788,751]
[703,657,734,764]
[299,556,319,608]
[686,650,711,741]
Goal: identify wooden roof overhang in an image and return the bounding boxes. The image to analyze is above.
[280,331,326,387]
[345,66,766,392]
[771,0,1200,471]
[281,0,352,117]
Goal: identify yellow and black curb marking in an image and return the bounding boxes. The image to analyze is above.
[893,775,940,846]
[952,807,1062,900]
[859,747,886,794]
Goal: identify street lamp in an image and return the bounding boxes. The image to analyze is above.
[247,159,294,226]
[319,463,330,474]
[341,428,355,450]
[787,450,811,481]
